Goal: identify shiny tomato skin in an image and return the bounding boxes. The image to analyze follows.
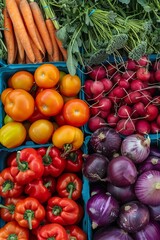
[63,99,90,127]
[34,64,60,88]
[36,89,64,117]
[59,74,81,97]
[29,119,54,144]
[1,88,13,105]
[9,71,34,91]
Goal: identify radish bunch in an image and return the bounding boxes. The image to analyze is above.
[84,56,160,136]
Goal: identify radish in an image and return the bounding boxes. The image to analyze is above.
[124,91,142,105]
[135,120,151,134]
[112,72,121,83]
[156,115,160,127]
[126,59,137,71]
[145,104,159,121]
[90,81,104,96]
[150,122,160,134]
[84,79,94,99]
[107,113,119,127]
[155,70,160,82]
[122,70,136,81]
[149,71,155,84]
[106,64,117,76]
[112,86,126,98]
[117,105,132,119]
[87,65,106,80]
[90,104,100,116]
[88,116,106,132]
[136,67,151,81]
[118,79,130,89]
[136,55,149,67]
[130,79,146,91]
[116,119,135,136]
[100,110,110,118]
[139,90,152,105]
[153,61,160,71]
[132,102,146,117]
[99,78,113,92]
[98,97,112,111]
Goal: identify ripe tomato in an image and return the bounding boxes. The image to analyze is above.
[34,63,60,88]
[4,89,35,122]
[29,119,54,144]
[36,89,64,116]
[1,88,13,105]
[54,110,67,126]
[63,99,90,127]
[9,71,34,91]
[59,74,81,97]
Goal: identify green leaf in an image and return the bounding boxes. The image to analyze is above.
[118,0,130,4]
[56,26,67,41]
[72,40,79,53]
[137,0,152,12]
[66,46,78,76]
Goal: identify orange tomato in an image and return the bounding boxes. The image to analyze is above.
[4,89,35,122]
[59,74,81,97]
[36,89,64,116]
[9,71,34,91]
[29,119,54,144]
[1,88,13,105]
[34,63,60,88]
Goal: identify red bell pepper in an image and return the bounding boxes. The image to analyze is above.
[65,149,83,172]
[46,197,79,225]
[24,176,56,203]
[0,168,23,198]
[56,173,82,200]
[65,225,87,240]
[0,196,25,222]
[37,145,66,177]
[14,197,46,230]
[37,223,68,240]
[10,148,44,185]
[0,221,29,239]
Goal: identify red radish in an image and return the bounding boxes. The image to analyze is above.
[98,97,112,111]
[122,70,136,80]
[132,102,146,117]
[126,59,137,71]
[135,120,151,134]
[136,67,151,81]
[124,91,142,105]
[106,64,117,76]
[90,104,100,116]
[152,96,160,106]
[150,122,160,134]
[149,71,155,84]
[84,79,94,99]
[88,116,106,132]
[107,113,119,127]
[136,55,149,67]
[155,70,160,82]
[130,79,146,91]
[117,105,132,118]
[153,61,160,71]
[112,86,126,98]
[90,81,104,96]
[99,78,113,92]
[116,119,135,136]
[112,72,121,83]
[156,115,160,127]
[139,90,152,105]
[100,110,110,118]
[145,104,159,121]
[87,65,106,80]
[118,79,130,89]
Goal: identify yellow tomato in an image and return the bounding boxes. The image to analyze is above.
[0,122,27,148]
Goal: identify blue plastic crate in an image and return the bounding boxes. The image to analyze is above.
[0,143,90,237]
[82,54,160,143]
[0,62,83,151]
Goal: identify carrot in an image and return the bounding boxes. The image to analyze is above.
[6,0,35,63]
[14,30,25,62]
[45,18,60,61]
[30,37,43,63]
[29,1,53,56]
[19,0,44,54]
[53,28,68,61]
[15,0,22,5]
[3,8,17,64]
[34,27,46,55]
[17,51,26,63]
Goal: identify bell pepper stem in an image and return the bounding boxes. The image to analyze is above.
[16,151,28,171]
[8,234,18,240]
[24,209,34,230]
[67,182,76,199]
[0,204,9,209]
[70,237,77,240]
[2,180,14,192]
[52,205,62,216]
[61,144,73,157]
[43,145,54,165]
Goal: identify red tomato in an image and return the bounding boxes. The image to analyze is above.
[62,99,90,127]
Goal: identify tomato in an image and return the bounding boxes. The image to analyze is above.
[59,71,66,81]
[34,63,60,88]
[59,74,81,97]
[52,125,84,151]
[9,71,34,91]
[28,106,50,123]
[29,119,54,144]
[63,99,90,127]
[54,110,67,126]
[1,88,13,105]
[0,122,27,148]
[36,89,64,117]
[4,89,35,122]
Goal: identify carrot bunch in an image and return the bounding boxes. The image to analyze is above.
[3,0,68,64]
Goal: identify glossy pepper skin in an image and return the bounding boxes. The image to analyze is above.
[65,149,83,172]
[24,176,56,203]
[46,197,79,225]
[37,223,68,240]
[10,148,44,185]
[37,145,66,177]
[0,221,29,239]
[56,173,82,200]
[0,168,23,198]
[14,197,46,230]
[0,196,25,222]
[65,225,87,240]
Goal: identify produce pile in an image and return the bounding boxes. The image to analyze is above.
[84,55,160,136]
[0,146,87,239]
[83,127,160,239]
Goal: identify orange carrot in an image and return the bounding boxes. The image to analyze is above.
[15,0,22,5]
[30,37,44,63]
[17,51,26,63]
[34,27,46,55]
[29,1,53,56]
[6,0,35,63]
[19,0,44,54]
[25,55,32,64]
[45,19,60,61]
[14,30,25,62]
[3,8,17,64]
